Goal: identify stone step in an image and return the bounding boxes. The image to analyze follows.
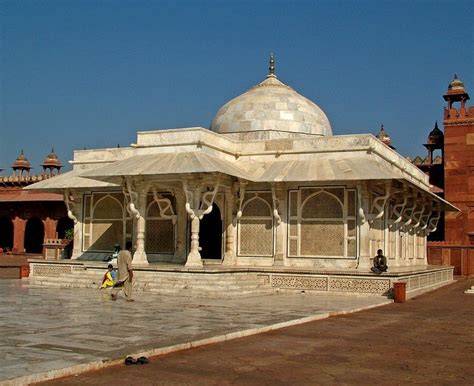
[29,274,271,291]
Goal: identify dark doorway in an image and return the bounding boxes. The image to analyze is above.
[24,217,44,254]
[0,216,14,251]
[199,205,223,260]
[56,217,74,239]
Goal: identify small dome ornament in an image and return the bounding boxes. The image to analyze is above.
[12,149,32,177]
[12,149,31,169]
[448,74,465,91]
[376,124,391,144]
[42,147,62,176]
[268,52,276,78]
[427,121,444,145]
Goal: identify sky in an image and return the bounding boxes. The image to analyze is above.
[1,0,472,173]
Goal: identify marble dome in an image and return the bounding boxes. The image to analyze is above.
[210,60,332,137]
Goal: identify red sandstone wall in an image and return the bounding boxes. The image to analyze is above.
[443,108,474,246]
[427,244,474,276]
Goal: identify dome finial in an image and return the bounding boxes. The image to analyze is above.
[434,120,438,129]
[454,73,458,79]
[267,52,276,78]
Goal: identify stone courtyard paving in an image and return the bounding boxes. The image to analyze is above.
[43,278,474,386]
[0,279,391,385]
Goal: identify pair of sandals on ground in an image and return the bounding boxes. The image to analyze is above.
[125,356,149,365]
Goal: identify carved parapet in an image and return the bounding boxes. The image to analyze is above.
[444,106,474,123]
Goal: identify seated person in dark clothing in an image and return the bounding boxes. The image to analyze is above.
[371,249,388,274]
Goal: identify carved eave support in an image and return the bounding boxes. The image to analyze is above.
[123,177,140,220]
[64,189,78,224]
[152,188,177,224]
[368,180,391,223]
[402,192,419,228]
[233,179,248,225]
[357,183,367,224]
[410,198,427,232]
[271,183,282,225]
[389,188,409,229]
[426,204,441,234]
[417,200,434,233]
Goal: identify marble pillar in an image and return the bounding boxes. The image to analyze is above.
[274,184,286,266]
[357,183,372,270]
[223,187,236,265]
[174,190,187,263]
[133,189,149,265]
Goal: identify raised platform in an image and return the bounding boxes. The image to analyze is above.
[28,259,454,298]
[0,253,39,279]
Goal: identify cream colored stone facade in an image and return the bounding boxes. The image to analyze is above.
[28,65,456,273]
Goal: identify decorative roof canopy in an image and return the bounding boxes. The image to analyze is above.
[210,54,332,137]
[42,147,62,169]
[444,73,470,103]
[12,150,32,170]
[427,121,444,146]
[375,124,395,149]
[448,74,465,91]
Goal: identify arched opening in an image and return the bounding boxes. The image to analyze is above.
[56,217,74,239]
[200,205,222,260]
[25,217,44,254]
[0,216,14,251]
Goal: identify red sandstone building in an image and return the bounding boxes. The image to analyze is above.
[0,149,72,255]
[412,75,474,276]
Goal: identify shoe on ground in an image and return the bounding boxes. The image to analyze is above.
[137,356,149,364]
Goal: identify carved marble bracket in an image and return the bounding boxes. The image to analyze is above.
[123,177,141,219]
[417,201,434,233]
[182,177,220,220]
[411,198,427,230]
[271,183,282,225]
[402,192,419,227]
[368,181,391,223]
[356,182,368,224]
[233,179,247,224]
[152,188,177,224]
[426,204,441,234]
[389,188,409,228]
[63,189,78,224]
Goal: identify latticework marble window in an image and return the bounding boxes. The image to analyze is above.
[238,193,274,256]
[83,193,129,252]
[288,187,357,258]
[145,194,176,254]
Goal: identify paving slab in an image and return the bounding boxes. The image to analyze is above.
[0,279,390,385]
[41,278,474,386]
